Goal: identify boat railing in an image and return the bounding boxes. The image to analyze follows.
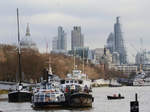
[33,90,64,103]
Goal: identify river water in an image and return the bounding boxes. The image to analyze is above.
[0,86,150,112]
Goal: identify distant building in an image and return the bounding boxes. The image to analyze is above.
[145,51,150,64]
[115,65,138,75]
[91,48,112,67]
[112,52,120,65]
[68,47,89,60]
[135,50,150,65]
[57,26,67,51]
[106,33,115,53]
[71,26,84,50]
[106,17,127,65]
[114,17,127,64]
[20,23,37,50]
[52,26,67,53]
[143,64,150,72]
[52,36,58,51]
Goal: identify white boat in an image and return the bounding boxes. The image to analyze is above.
[32,81,65,108]
[32,64,65,108]
[61,69,92,93]
[60,69,94,107]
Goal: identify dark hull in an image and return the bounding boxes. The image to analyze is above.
[107,96,124,100]
[66,93,94,107]
[109,84,122,87]
[8,91,32,102]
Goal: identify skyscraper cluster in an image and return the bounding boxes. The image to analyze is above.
[52,26,84,53]
[106,17,127,65]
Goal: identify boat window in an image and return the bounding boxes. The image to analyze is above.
[75,80,77,83]
[66,81,69,83]
[60,80,65,84]
[79,80,83,84]
[71,80,73,83]
[46,94,50,97]
[51,94,55,97]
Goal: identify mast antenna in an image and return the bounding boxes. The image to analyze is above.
[17,8,22,84]
[82,47,85,73]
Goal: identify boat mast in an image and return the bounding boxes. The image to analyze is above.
[73,48,76,70]
[17,8,22,84]
[82,47,84,74]
[48,44,52,75]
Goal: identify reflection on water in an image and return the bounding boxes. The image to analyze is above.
[0,86,150,112]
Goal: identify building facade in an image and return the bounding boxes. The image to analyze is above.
[57,26,67,51]
[52,36,58,51]
[52,26,67,53]
[115,65,138,75]
[71,26,84,50]
[114,17,127,64]
[106,32,115,53]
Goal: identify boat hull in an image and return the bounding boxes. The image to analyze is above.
[109,84,122,87]
[8,91,32,102]
[32,102,65,108]
[107,96,124,100]
[65,93,94,107]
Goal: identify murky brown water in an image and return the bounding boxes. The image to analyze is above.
[0,86,150,112]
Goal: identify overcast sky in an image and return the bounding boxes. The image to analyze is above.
[0,0,150,62]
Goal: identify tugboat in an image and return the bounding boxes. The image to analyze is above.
[61,48,94,107]
[60,69,94,107]
[32,63,65,108]
[32,81,65,108]
[8,8,32,102]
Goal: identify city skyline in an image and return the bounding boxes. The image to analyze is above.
[0,0,150,63]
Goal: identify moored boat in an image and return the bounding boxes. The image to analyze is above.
[66,92,94,107]
[32,85,65,108]
[32,66,65,108]
[8,84,32,102]
[60,69,94,107]
[133,71,150,86]
[8,8,32,102]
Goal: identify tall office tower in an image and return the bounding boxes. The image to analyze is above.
[52,26,67,53]
[57,26,67,51]
[52,36,58,51]
[71,26,84,50]
[106,32,115,53]
[114,17,127,64]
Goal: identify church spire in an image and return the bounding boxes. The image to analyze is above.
[25,23,30,36]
